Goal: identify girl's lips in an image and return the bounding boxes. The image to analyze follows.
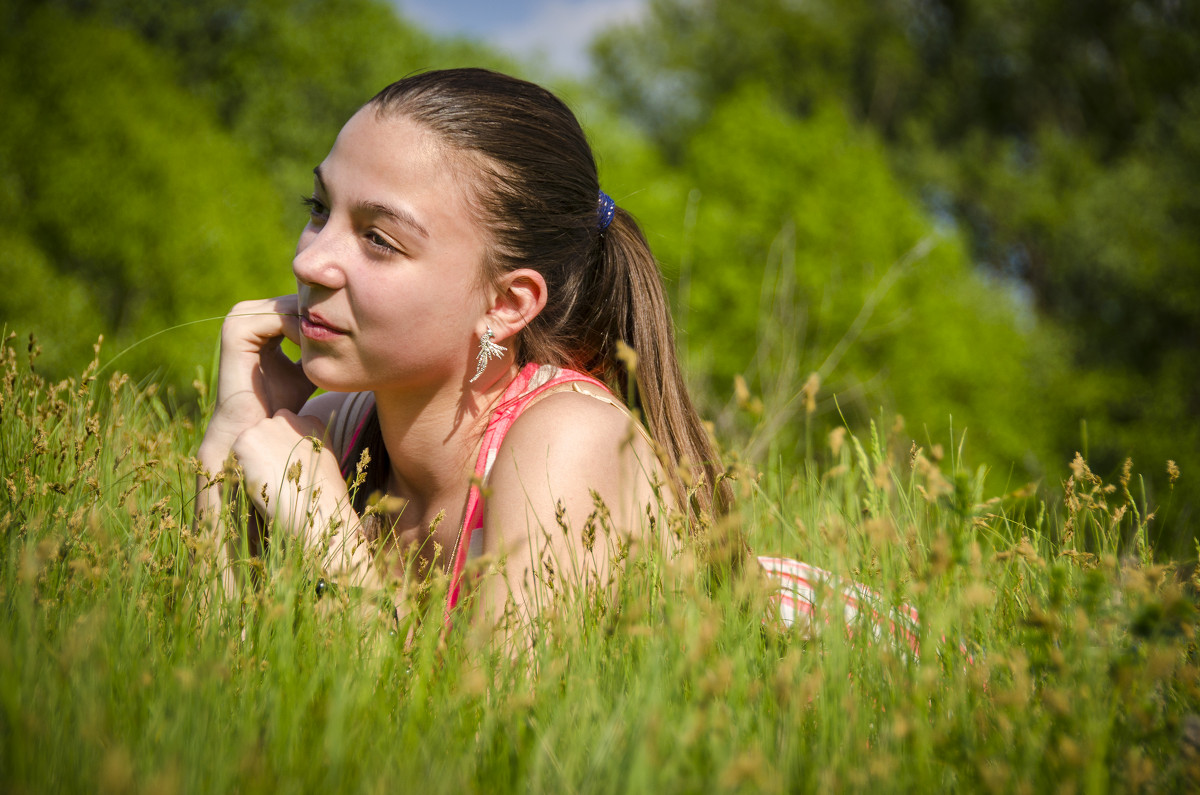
[300,312,347,341]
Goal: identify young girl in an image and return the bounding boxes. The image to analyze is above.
[195,68,919,650]
[195,68,730,629]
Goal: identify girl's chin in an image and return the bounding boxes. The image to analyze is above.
[300,358,362,394]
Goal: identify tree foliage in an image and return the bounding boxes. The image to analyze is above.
[598,87,1047,470]
[0,6,294,380]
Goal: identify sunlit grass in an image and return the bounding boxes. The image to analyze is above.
[1,330,1197,793]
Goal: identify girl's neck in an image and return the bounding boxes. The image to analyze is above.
[371,364,518,515]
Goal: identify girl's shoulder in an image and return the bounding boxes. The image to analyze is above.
[506,385,638,446]
[494,363,651,467]
[493,383,664,505]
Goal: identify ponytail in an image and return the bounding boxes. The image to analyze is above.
[595,208,733,516]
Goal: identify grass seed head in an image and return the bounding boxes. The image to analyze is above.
[615,339,638,374]
[830,426,847,457]
[802,371,819,416]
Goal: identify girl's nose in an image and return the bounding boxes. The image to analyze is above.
[292,226,348,290]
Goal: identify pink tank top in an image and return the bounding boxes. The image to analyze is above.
[338,363,611,624]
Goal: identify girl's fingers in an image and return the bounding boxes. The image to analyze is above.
[208,295,311,435]
[269,294,304,346]
[272,409,326,436]
[280,311,303,347]
[232,413,344,530]
[222,295,302,352]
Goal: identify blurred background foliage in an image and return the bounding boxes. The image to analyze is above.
[1,0,1194,550]
[593,0,1199,547]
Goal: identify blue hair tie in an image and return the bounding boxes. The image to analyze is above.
[597,190,616,231]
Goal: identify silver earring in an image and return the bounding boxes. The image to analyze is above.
[469,326,507,383]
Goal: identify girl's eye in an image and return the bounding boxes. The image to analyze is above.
[300,195,328,222]
[365,231,400,254]
[300,195,402,255]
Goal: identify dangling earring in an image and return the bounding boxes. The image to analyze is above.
[469,326,507,383]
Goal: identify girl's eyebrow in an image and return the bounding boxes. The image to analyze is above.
[313,166,430,240]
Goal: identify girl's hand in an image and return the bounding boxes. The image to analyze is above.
[231,410,348,539]
[231,410,379,586]
[199,296,315,469]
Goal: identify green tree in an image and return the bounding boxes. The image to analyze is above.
[46,0,513,196]
[0,6,295,382]
[598,87,1048,471]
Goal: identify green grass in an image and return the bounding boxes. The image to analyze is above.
[1,331,1197,793]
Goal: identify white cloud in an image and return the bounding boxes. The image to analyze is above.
[491,0,647,76]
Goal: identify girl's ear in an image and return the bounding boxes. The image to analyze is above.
[484,268,547,341]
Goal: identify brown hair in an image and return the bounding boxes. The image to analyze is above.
[367,68,731,515]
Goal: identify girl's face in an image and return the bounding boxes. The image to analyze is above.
[293,108,492,395]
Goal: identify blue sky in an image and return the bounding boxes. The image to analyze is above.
[390,0,646,76]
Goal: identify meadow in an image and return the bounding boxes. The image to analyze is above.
[1,330,1196,794]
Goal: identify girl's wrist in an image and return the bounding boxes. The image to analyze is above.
[197,434,237,476]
